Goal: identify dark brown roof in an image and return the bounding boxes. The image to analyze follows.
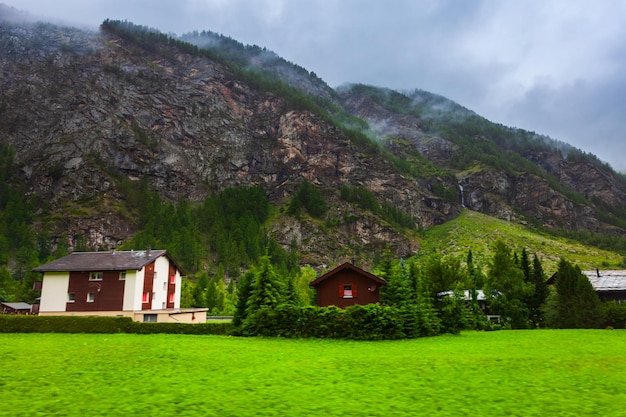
[32,250,182,274]
[309,262,386,287]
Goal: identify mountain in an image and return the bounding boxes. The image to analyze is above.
[2,10,626,274]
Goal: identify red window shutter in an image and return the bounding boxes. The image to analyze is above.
[352,285,358,298]
[338,285,344,297]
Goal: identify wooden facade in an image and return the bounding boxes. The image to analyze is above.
[32,250,206,322]
[309,263,386,308]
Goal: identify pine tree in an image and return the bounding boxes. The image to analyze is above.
[192,272,209,308]
[484,240,533,328]
[245,256,285,313]
[555,259,601,328]
[232,269,254,327]
[528,254,548,327]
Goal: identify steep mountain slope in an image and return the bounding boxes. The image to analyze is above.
[1,10,626,271]
[0,17,453,265]
[337,84,626,234]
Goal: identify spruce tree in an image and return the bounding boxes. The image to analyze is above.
[484,240,533,328]
[245,255,285,313]
[555,259,601,328]
[528,254,548,327]
[232,269,254,327]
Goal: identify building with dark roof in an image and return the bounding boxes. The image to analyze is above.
[33,250,206,323]
[309,262,386,308]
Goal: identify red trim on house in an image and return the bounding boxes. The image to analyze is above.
[142,261,155,310]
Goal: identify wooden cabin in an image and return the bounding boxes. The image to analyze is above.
[309,262,386,308]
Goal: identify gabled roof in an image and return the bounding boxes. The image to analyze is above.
[33,250,183,274]
[582,270,626,292]
[309,262,386,287]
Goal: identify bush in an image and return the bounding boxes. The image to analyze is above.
[237,303,411,340]
[0,315,233,335]
[0,315,134,333]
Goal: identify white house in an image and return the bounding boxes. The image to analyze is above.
[33,249,206,323]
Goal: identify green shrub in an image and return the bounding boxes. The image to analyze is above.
[0,315,233,335]
[0,315,134,333]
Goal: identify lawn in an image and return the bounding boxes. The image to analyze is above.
[2,330,625,416]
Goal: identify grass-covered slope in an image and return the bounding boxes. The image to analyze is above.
[419,209,624,273]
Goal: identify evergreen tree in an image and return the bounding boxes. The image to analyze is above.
[192,272,209,308]
[409,261,441,336]
[232,269,254,327]
[380,259,412,308]
[528,254,548,327]
[484,240,533,328]
[245,256,285,313]
[554,259,602,328]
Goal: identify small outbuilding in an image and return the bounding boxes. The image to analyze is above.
[1,302,33,315]
[582,270,626,303]
[309,262,386,308]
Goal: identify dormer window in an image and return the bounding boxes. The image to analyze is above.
[89,272,103,281]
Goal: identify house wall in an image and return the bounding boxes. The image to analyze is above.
[122,269,144,311]
[39,272,70,312]
[316,269,381,308]
[151,256,171,310]
[66,271,125,311]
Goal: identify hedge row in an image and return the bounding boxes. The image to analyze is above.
[238,303,445,340]
[0,315,233,335]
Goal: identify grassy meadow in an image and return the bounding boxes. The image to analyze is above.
[2,330,626,416]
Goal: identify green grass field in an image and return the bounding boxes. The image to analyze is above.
[2,330,625,416]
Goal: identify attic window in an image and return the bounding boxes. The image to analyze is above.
[339,284,357,299]
[89,272,103,281]
[119,272,126,280]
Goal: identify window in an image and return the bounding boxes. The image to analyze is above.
[89,272,103,281]
[119,271,126,280]
[86,292,95,302]
[168,293,175,303]
[143,314,157,323]
[142,292,150,303]
[163,282,167,291]
[67,292,75,302]
[169,274,175,284]
[339,284,357,299]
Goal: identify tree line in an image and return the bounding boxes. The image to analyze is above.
[225,239,626,339]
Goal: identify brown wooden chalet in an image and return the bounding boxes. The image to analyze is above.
[309,262,386,308]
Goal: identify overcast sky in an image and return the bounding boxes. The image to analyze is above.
[5,0,626,170]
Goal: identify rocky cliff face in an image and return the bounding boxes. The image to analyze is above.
[0,18,448,262]
[1,14,625,264]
